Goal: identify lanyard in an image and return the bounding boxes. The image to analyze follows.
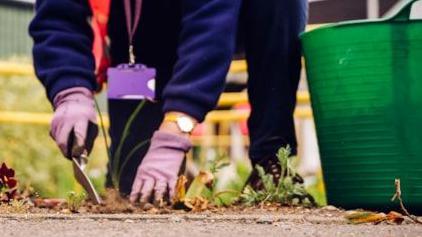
[123,0,143,65]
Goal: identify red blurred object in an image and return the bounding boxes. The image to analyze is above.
[34,198,66,209]
[89,0,111,91]
[191,123,205,137]
[233,103,250,136]
[0,163,18,202]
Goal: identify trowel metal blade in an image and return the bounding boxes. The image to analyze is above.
[72,158,103,205]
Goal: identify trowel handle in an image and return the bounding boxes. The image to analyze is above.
[66,121,99,159]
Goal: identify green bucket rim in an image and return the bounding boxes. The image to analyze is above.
[301,0,422,39]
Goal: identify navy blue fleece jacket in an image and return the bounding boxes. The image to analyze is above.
[29,0,241,122]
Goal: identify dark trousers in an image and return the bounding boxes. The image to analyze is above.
[240,0,308,162]
[107,0,308,194]
[106,100,163,195]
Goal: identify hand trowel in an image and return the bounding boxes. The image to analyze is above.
[68,121,103,205]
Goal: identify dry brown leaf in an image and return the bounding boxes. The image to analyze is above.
[172,175,188,204]
[345,211,387,224]
[184,197,209,212]
[346,210,404,225]
[386,211,405,224]
[197,171,214,187]
[173,172,215,211]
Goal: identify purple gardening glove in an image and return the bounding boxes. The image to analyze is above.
[130,130,192,205]
[51,87,98,159]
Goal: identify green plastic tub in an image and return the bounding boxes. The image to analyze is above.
[301,0,422,212]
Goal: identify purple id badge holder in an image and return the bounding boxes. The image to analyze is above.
[107,0,155,101]
[107,64,156,100]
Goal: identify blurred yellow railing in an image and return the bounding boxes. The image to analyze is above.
[0,111,52,126]
[0,107,312,126]
[0,59,313,126]
[0,24,324,78]
[0,62,34,78]
[218,91,310,107]
[0,24,324,126]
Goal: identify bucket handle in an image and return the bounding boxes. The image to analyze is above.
[384,0,421,21]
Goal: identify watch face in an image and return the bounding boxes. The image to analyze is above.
[177,116,194,133]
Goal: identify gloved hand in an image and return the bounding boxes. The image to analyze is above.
[51,87,98,159]
[130,130,192,205]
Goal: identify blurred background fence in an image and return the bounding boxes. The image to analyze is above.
[0,1,33,58]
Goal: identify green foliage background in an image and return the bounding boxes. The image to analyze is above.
[0,73,108,198]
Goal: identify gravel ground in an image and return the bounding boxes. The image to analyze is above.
[1,213,421,237]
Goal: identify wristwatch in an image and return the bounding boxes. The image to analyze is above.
[164,114,195,134]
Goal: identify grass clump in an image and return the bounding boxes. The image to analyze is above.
[241,146,316,207]
[175,146,317,210]
[0,199,30,214]
[66,191,86,213]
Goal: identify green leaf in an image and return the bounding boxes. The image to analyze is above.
[112,100,146,187]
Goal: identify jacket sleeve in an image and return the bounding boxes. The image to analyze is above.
[161,0,241,122]
[29,0,97,102]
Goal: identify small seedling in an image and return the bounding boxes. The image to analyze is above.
[67,191,86,213]
[241,146,316,207]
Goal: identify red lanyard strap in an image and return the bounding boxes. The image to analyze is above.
[123,0,143,64]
